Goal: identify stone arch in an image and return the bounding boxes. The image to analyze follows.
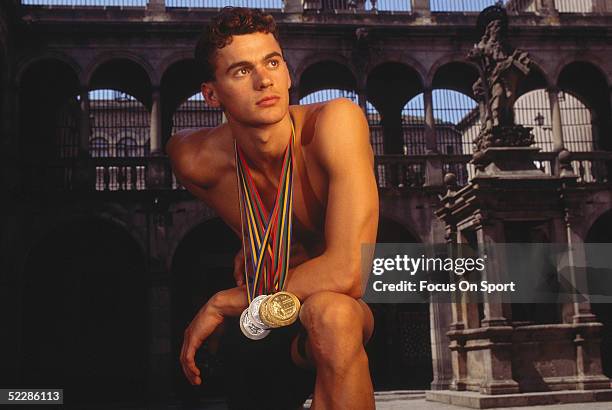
[21,216,148,405]
[368,215,432,390]
[553,56,610,88]
[298,58,358,99]
[585,208,612,378]
[85,51,156,87]
[378,213,422,243]
[88,58,153,109]
[516,60,550,99]
[159,50,197,81]
[170,217,239,402]
[15,51,81,87]
[161,58,211,144]
[366,53,427,90]
[427,56,479,92]
[367,62,424,156]
[557,60,611,150]
[294,52,356,89]
[18,57,81,186]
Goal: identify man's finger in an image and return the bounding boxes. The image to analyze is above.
[184,341,201,376]
[180,331,203,384]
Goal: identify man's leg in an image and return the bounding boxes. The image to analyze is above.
[290,291,375,410]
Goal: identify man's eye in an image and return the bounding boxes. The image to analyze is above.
[236,67,250,76]
[268,59,280,68]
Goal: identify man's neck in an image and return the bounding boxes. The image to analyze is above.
[230,113,293,176]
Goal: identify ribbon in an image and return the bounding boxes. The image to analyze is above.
[235,119,295,303]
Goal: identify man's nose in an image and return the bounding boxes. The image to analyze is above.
[254,67,273,89]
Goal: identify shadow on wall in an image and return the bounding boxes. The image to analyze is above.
[21,218,147,405]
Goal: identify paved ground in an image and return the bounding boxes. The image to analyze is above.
[75,391,612,409]
[190,391,612,410]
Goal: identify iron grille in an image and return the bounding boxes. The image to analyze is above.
[89,89,150,191]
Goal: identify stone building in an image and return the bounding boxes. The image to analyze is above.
[1,0,611,407]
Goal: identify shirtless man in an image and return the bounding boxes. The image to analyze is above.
[167,7,378,410]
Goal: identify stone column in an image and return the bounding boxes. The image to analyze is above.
[548,87,565,152]
[146,0,165,12]
[429,215,453,391]
[411,0,431,17]
[150,87,162,155]
[535,0,559,24]
[592,0,609,12]
[561,209,610,390]
[379,103,405,187]
[562,210,597,324]
[79,86,91,155]
[474,213,511,326]
[284,0,304,13]
[147,87,169,190]
[423,87,443,187]
[145,205,173,402]
[73,86,92,190]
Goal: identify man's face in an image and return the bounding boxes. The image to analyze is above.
[202,32,291,127]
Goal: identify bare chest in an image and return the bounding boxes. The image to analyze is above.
[203,147,328,252]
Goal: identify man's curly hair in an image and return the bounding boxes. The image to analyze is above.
[195,7,280,82]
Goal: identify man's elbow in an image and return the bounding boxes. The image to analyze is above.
[337,258,365,299]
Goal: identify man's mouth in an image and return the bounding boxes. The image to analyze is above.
[256,96,280,106]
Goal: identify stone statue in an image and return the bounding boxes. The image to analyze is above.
[468,7,533,153]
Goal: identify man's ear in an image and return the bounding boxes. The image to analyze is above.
[201,82,221,108]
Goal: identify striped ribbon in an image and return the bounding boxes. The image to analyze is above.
[235,120,295,303]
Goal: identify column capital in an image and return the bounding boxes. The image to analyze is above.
[284,0,304,13]
[146,0,165,13]
[411,0,430,14]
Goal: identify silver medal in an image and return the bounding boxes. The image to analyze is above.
[247,294,270,329]
[240,308,270,340]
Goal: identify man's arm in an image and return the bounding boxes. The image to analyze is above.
[285,98,379,300]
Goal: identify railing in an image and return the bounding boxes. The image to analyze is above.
[93,158,147,191]
[19,0,610,13]
[374,151,612,190]
[20,151,612,192]
[570,151,611,183]
[166,0,283,9]
[375,155,427,189]
[21,0,146,6]
[430,0,510,12]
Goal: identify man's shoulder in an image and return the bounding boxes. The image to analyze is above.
[295,97,366,146]
[297,97,368,145]
[166,125,232,188]
[296,97,363,122]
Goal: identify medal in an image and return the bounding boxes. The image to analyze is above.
[240,308,270,340]
[235,118,301,339]
[247,294,270,329]
[259,291,301,328]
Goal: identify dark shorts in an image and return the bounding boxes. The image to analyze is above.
[219,317,316,410]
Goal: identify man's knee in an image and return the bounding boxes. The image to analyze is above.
[299,291,365,366]
[301,291,362,333]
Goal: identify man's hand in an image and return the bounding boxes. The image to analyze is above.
[180,286,248,385]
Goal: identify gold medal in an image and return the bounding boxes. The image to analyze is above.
[259,291,300,328]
